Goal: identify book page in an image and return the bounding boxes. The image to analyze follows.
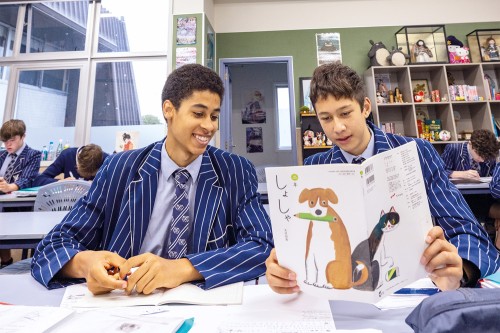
[265,142,432,303]
[61,282,243,308]
[0,305,73,333]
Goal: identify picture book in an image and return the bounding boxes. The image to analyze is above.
[60,281,244,308]
[265,141,433,303]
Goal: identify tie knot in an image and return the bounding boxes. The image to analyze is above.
[9,153,17,158]
[352,156,365,164]
[174,168,190,185]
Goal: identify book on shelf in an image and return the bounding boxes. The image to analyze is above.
[265,141,433,303]
[60,281,244,308]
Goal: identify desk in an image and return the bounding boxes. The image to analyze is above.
[0,211,67,253]
[0,193,36,212]
[0,274,412,332]
[455,182,490,195]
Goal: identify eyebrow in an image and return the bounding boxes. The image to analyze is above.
[191,103,221,112]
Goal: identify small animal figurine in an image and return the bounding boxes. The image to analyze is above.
[368,40,390,67]
[351,207,400,291]
[387,46,410,66]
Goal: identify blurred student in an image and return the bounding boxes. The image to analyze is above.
[32,64,272,295]
[33,144,108,186]
[265,63,500,294]
[0,119,41,267]
[441,129,499,180]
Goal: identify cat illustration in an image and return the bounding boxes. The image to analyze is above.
[351,207,400,291]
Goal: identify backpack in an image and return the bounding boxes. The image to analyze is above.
[405,288,500,333]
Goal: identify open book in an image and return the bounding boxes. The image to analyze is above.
[60,281,243,308]
[13,186,41,197]
[265,141,433,303]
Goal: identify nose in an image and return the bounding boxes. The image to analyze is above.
[201,117,217,132]
[315,209,322,216]
[333,118,346,133]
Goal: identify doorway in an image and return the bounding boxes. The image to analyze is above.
[219,57,297,182]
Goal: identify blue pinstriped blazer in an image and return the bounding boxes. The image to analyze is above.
[0,145,41,189]
[489,164,500,199]
[305,122,500,279]
[31,140,273,289]
[441,142,495,178]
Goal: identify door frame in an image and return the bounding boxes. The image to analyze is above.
[218,56,297,165]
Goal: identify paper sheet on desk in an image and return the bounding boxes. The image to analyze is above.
[218,284,336,332]
[0,305,73,333]
[374,277,437,310]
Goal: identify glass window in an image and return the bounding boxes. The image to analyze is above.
[21,1,88,54]
[275,85,291,150]
[98,0,170,53]
[90,60,167,154]
[0,65,10,119]
[0,5,18,58]
[14,68,80,151]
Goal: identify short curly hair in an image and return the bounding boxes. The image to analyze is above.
[161,64,224,111]
[309,62,366,111]
[470,129,500,161]
[76,144,105,179]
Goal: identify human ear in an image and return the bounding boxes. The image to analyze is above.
[362,97,372,119]
[162,100,174,120]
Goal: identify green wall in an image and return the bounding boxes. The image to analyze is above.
[216,22,500,110]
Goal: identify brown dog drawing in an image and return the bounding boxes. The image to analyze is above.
[298,188,368,289]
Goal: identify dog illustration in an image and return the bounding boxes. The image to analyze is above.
[296,188,368,289]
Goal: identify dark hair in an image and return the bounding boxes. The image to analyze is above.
[471,129,500,161]
[0,119,26,141]
[77,144,105,179]
[122,133,131,141]
[161,64,224,110]
[309,62,365,110]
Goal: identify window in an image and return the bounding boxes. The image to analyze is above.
[275,84,292,150]
[0,5,19,58]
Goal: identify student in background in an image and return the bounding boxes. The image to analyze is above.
[441,129,499,180]
[33,144,108,186]
[441,129,500,246]
[265,63,500,294]
[0,119,41,267]
[32,64,273,295]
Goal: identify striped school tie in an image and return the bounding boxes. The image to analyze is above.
[3,153,17,183]
[352,156,365,164]
[166,168,191,259]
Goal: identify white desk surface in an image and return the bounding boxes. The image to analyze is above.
[0,211,67,240]
[0,193,36,202]
[0,274,413,332]
[257,182,267,194]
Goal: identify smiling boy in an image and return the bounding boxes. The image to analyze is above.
[266,63,500,293]
[32,64,273,294]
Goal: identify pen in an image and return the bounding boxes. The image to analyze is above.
[294,212,334,222]
[394,288,440,296]
[176,317,194,333]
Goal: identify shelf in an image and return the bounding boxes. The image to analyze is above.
[300,113,317,117]
[364,63,500,145]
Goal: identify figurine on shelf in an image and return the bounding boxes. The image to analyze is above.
[411,39,433,63]
[303,129,314,146]
[394,87,403,103]
[482,37,500,61]
[376,92,385,104]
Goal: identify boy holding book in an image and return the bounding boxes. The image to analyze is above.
[265,63,500,293]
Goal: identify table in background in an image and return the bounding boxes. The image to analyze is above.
[258,182,268,204]
[0,193,36,212]
[0,211,67,258]
[455,181,490,195]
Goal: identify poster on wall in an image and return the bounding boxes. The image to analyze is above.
[206,22,215,70]
[115,131,139,153]
[176,17,197,45]
[241,90,266,124]
[176,47,197,69]
[246,127,263,153]
[316,32,342,66]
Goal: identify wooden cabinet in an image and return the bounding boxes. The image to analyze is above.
[299,113,332,163]
[365,63,500,153]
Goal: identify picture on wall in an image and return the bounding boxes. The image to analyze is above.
[176,17,197,45]
[316,32,342,66]
[176,47,197,69]
[241,90,266,124]
[299,77,312,110]
[206,22,215,70]
[115,131,139,153]
[246,127,263,153]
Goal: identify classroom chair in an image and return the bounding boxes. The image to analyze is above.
[34,180,91,212]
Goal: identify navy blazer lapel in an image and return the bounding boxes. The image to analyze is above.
[191,151,222,253]
[459,142,470,170]
[128,141,162,255]
[370,122,393,154]
[9,145,29,180]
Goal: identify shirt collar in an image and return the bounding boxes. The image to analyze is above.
[340,126,375,163]
[161,144,202,183]
[12,142,26,157]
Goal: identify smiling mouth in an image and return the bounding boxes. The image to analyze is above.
[194,134,210,144]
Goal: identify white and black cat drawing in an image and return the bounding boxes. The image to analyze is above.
[351,207,400,291]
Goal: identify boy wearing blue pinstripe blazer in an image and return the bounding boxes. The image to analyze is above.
[266,63,500,294]
[32,64,273,294]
